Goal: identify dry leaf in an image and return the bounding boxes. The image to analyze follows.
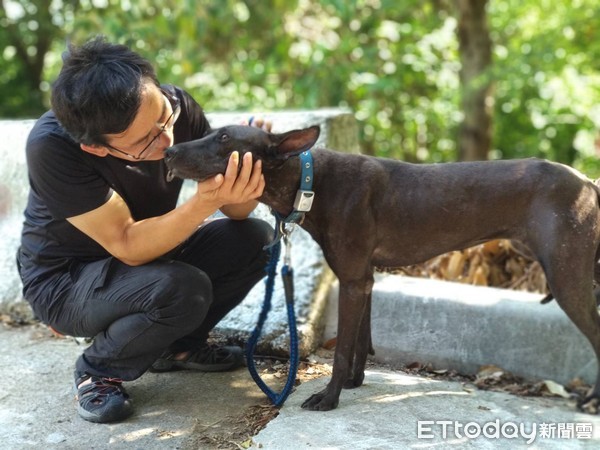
[322,337,337,350]
[543,380,571,398]
[240,438,253,448]
[482,240,502,256]
[447,252,465,280]
[376,239,548,295]
[477,364,505,378]
[471,266,489,286]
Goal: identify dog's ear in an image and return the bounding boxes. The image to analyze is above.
[271,126,320,157]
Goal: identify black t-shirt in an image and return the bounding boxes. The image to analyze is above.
[19,85,209,281]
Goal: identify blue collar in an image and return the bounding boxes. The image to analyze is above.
[299,150,313,191]
[264,150,314,249]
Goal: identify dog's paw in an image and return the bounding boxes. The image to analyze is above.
[301,389,339,411]
[578,395,600,414]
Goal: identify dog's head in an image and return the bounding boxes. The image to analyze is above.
[164,125,320,182]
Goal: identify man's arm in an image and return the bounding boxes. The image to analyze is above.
[68,152,264,266]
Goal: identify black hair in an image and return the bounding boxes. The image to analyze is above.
[51,36,160,146]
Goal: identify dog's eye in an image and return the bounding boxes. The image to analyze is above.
[219,133,229,142]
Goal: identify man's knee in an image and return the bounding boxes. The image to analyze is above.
[234,218,274,264]
[233,218,274,251]
[150,263,213,327]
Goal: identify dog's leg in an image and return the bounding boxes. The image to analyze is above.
[554,288,600,412]
[538,237,600,413]
[344,289,373,389]
[302,274,374,411]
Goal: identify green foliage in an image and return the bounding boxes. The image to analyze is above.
[488,0,600,174]
[0,0,74,116]
[1,0,599,175]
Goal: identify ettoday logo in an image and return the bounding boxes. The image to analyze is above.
[417,420,594,444]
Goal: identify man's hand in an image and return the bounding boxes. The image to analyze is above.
[195,116,270,219]
[196,151,265,213]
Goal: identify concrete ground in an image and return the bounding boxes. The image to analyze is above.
[0,324,275,449]
[255,369,600,449]
[2,323,600,449]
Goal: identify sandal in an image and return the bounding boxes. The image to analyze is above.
[150,344,244,373]
[75,372,134,423]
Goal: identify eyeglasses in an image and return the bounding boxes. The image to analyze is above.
[104,89,181,160]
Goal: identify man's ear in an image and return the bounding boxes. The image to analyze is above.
[271,126,320,158]
[80,143,109,157]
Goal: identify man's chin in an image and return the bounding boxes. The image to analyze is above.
[147,153,167,162]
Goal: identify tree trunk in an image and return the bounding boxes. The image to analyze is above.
[456,0,493,161]
[0,0,62,111]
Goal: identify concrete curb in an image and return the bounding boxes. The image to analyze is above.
[324,274,597,385]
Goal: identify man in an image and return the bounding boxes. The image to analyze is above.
[16,36,274,423]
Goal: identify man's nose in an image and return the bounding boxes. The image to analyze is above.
[158,128,173,148]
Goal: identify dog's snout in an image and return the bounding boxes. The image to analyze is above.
[163,146,176,162]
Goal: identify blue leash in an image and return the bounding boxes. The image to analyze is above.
[245,236,300,406]
[245,145,313,406]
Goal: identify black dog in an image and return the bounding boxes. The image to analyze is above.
[164,124,600,413]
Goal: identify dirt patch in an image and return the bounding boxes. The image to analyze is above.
[184,353,333,449]
[185,400,280,449]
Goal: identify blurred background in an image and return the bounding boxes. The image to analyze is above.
[1,0,599,174]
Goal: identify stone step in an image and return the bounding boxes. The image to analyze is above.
[324,274,597,385]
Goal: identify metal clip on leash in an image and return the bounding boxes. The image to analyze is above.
[282,223,295,267]
[245,225,300,407]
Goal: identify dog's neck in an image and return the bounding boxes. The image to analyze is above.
[259,155,304,217]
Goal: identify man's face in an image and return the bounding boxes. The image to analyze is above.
[101,82,180,161]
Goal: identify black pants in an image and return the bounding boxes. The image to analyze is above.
[21,218,273,380]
